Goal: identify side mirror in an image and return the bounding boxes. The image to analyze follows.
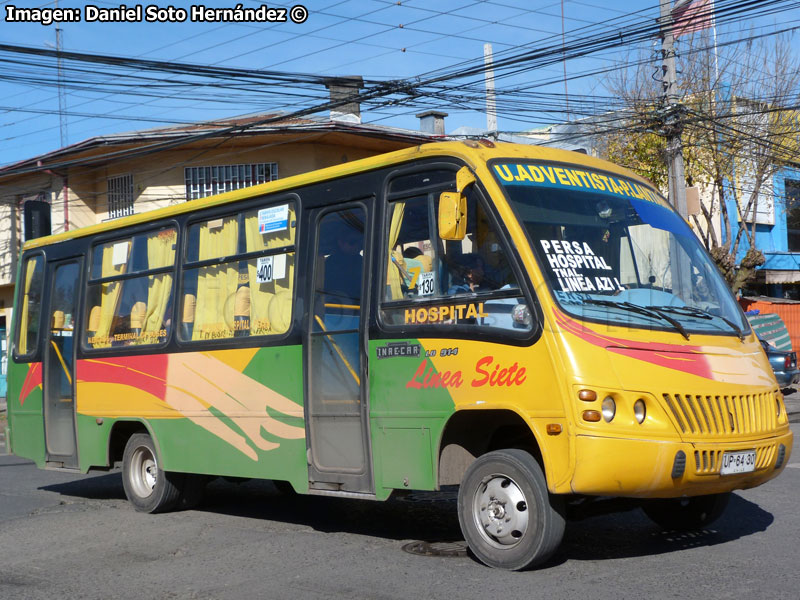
[438,192,466,241]
[438,167,475,241]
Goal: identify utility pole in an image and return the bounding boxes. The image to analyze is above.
[55,0,68,147]
[561,0,570,120]
[483,43,498,137]
[660,0,688,219]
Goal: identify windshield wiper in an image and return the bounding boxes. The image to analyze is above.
[583,299,690,340]
[650,305,746,341]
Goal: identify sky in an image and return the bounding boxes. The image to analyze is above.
[1,0,798,167]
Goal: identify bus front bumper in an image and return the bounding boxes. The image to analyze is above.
[569,430,793,498]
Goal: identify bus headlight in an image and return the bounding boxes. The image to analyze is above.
[634,399,647,424]
[601,396,616,422]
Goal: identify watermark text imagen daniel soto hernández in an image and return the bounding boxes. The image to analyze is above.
[4,4,309,25]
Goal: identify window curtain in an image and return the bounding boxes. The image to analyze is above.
[244,207,295,335]
[18,257,40,354]
[93,242,129,348]
[141,228,176,342]
[192,217,239,340]
[386,202,406,300]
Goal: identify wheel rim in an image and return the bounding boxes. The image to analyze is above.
[472,473,530,549]
[129,445,157,499]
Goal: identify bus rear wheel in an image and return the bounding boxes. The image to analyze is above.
[642,492,730,531]
[457,449,565,571]
[122,433,183,513]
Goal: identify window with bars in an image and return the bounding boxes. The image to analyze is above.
[108,174,135,219]
[184,163,278,200]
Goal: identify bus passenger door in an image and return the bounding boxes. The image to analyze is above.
[42,259,82,468]
[305,205,373,493]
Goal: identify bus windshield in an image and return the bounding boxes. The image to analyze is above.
[493,161,748,337]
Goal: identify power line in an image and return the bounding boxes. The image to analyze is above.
[1,0,798,167]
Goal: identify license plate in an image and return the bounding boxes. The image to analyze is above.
[720,450,756,475]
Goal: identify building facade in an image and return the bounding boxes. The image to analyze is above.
[0,109,449,352]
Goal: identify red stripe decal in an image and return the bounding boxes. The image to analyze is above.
[19,362,43,406]
[76,354,168,400]
[553,308,713,379]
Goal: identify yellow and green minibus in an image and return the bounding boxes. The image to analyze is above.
[6,140,792,570]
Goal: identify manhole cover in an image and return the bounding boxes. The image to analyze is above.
[401,541,468,557]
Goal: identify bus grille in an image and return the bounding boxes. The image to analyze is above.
[662,391,777,437]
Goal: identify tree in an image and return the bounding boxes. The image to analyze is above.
[600,30,800,293]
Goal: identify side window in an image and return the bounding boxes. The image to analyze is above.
[179,201,296,342]
[15,255,44,357]
[385,195,437,301]
[84,226,177,349]
[381,178,532,332]
[314,208,366,326]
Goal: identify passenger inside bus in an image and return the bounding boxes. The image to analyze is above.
[402,246,433,271]
[448,253,487,295]
[397,246,433,294]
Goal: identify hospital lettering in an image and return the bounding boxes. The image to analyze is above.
[540,239,624,293]
[404,302,488,325]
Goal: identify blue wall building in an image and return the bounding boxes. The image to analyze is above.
[728,165,800,297]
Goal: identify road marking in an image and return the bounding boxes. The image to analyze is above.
[786,463,800,469]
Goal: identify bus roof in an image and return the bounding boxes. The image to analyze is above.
[22,140,654,250]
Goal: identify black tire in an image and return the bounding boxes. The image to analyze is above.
[121,433,183,513]
[457,449,565,571]
[642,492,731,531]
[178,474,209,510]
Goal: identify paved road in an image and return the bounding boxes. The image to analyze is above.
[1,424,799,600]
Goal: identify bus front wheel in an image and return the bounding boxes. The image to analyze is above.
[642,492,730,531]
[122,433,183,513]
[457,449,565,570]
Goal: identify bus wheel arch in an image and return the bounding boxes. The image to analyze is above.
[108,420,151,467]
[437,409,543,487]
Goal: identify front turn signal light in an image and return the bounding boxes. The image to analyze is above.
[582,410,602,422]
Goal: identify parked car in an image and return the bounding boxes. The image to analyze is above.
[758,336,800,389]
